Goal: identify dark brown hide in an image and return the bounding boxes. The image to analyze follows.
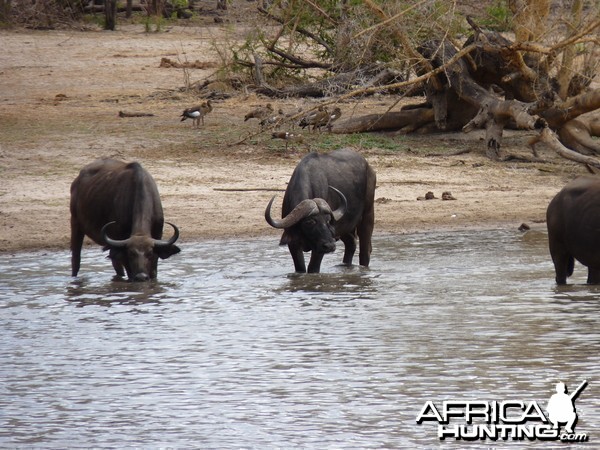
[547,176,600,284]
[266,148,376,273]
[70,158,180,281]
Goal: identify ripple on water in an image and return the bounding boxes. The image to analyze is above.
[0,231,598,448]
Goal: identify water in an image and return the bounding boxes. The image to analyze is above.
[0,230,598,449]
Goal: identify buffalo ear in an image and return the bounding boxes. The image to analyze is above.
[155,244,181,259]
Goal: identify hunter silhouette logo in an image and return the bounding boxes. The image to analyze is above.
[416,380,589,442]
[547,380,587,434]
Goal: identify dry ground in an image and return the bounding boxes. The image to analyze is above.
[0,20,590,255]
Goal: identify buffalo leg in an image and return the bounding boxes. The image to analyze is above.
[307,251,325,273]
[357,210,374,268]
[107,249,126,278]
[70,217,84,276]
[550,249,571,285]
[288,242,306,273]
[111,260,126,278]
[587,267,600,284]
[340,233,356,265]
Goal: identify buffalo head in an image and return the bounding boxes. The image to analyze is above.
[101,221,181,281]
[265,186,347,254]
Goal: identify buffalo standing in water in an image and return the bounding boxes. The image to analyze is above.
[265,148,376,273]
[70,158,181,281]
[547,176,600,284]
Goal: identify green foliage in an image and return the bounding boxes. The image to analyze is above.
[172,0,188,9]
[82,13,104,28]
[144,14,164,32]
[481,0,512,31]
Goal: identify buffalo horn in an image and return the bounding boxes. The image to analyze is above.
[101,221,130,248]
[328,186,347,222]
[265,196,318,229]
[153,222,180,247]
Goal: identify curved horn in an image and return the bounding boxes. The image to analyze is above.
[329,186,347,222]
[153,222,180,247]
[265,195,318,229]
[101,221,130,248]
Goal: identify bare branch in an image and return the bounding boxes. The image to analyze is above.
[353,0,430,40]
[265,44,333,70]
[303,0,338,26]
[257,6,334,55]
[361,0,439,88]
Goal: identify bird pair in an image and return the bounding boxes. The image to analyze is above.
[299,106,342,132]
[180,100,213,127]
[244,103,287,129]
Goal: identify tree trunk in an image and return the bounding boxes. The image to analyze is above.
[0,0,11,24]
[556,0,582,100]
[104,0,117,30]
[331,109,435,134]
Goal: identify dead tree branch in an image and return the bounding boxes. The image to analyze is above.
[536,127,600,168]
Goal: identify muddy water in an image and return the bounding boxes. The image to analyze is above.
[0,230,598,448]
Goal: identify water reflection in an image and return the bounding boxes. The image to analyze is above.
[65,277,168,307]
[281,267,377,297]
[0,230,598,449]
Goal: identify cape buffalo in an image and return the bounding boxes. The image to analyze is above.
[70,158,181,281]
[547,176,600,284]
[265,148,376,273]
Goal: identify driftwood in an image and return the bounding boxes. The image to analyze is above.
[557,115,600,156]
[84,4,144,13]
[118,111,154,117]
[331,109,434,134]
[159,58,218,70]
[540,90,600,155]
[535,127,600,168]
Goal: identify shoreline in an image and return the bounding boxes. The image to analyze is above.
[1,219,549,256]
[0,28,580,257]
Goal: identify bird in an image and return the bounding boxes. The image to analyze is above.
[244,103,274,122]
[259,108,285,129]
[325,107,342,131]
[299,106,330,133]
[180,100,213,127]
[272,131,304,150]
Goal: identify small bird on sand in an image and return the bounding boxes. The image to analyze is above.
[272,131,304,150]
[180,100,213,127]
[244,103,274,122]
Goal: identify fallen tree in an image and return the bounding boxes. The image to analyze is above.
[230,1,599,162]
[330,16,600,161]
